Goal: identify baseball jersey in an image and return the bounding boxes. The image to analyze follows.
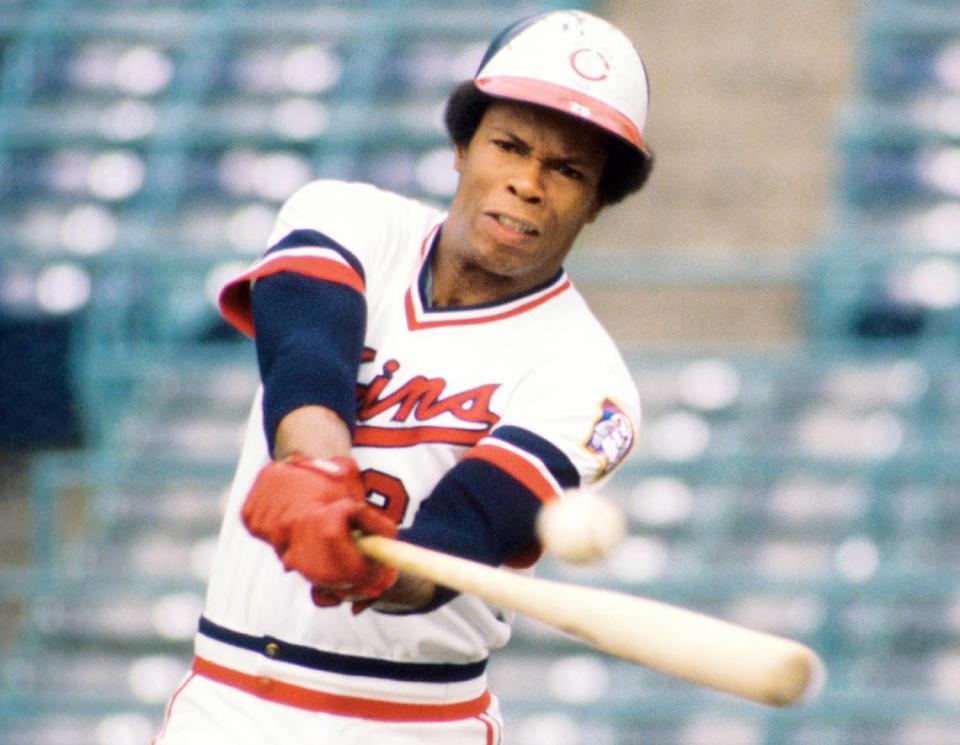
[198,179,640,712]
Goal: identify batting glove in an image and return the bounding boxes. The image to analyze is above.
[242,455,398,605]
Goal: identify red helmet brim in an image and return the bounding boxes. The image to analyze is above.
[475,75,648,156]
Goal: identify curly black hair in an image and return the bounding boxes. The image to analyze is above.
[443,81,653,206]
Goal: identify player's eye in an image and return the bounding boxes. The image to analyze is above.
[555,163,584,181]
[493,139,519,153]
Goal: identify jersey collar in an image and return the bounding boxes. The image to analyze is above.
[404,221,572,331]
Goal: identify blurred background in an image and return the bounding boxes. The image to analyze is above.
[1,0,960,742]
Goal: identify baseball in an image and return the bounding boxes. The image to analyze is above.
[536,490,627,564]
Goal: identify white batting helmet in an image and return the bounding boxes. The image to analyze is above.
[473,10,650,157]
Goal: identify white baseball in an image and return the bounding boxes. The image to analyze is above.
[536,491,627,564]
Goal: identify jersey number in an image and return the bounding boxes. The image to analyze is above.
[361,469,410,524]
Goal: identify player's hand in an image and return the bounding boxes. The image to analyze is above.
[242,454,397,608]
[277,498,398,601]
[242,454,366,552]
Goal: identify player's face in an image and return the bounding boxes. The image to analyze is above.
[441,100,607,300]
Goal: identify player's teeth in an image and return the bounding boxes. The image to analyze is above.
[497,215,535,234]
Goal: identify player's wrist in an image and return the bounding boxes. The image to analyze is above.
[283,452,361,484]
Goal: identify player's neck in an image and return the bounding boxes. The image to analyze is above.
[429,231,558,308]
[428,255,532,308]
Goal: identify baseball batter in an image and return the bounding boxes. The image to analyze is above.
[154,10,654,744]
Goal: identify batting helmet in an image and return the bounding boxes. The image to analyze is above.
[473,9,651,158]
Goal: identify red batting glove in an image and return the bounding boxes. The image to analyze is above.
[242,454,397,608]
[242,455,367,553]
[279,497,398,588]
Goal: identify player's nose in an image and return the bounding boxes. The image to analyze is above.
[506,160,544,204]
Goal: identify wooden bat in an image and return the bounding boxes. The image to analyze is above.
[357,535,824,707]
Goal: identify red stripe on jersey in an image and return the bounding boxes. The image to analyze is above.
[404,278,571,331]
[219,256,365,337]
[191,656,492,722]
[462,443,559,503]
[477,714,496,745]
[355,425,487,447]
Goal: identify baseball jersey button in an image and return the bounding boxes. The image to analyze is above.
[264,642,280,657]
[256,676,273,693]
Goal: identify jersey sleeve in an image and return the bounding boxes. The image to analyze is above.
[472,354,640,501]
[218,180,389,337]
[405,353,640,572]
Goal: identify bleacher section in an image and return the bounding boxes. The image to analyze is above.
[811,0,960,345]
[2,1,960,744]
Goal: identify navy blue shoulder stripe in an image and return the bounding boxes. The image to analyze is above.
[489,425,580,489]
[266,228,365,283]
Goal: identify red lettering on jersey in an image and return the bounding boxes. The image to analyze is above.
[357,359,500,428]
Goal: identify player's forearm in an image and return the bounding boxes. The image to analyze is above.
[371,572,437,611]
[273,405,354,461]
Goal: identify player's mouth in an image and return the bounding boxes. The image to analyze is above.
[489,212,540,237]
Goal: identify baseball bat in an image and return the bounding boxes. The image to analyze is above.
[356,535,824,707]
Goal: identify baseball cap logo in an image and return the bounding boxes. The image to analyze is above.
[569,48,610,81]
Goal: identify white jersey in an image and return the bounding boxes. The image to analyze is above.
[200,179,640,711]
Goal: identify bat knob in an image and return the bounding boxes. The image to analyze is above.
[797,651,827,704]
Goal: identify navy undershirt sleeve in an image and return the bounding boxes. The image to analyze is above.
[395,458,542,612]
[251,272,366,455]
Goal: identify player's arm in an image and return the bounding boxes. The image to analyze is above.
[371,427,578,612]
[251,271,435,608]
[371,460,543,613]
[251,270,364,457]
[272,405,352,461]
[239,271,399,605]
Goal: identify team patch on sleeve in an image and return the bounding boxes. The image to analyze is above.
[583,398,635,479]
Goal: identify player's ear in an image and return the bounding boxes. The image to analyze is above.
[453,141,467,173]
[585,196,603,224]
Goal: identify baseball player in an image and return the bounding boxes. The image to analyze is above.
[154,9,653,744]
